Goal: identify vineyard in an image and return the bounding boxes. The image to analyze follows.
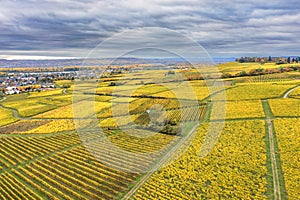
[210,100,265,120]
[213,82,299,100]
[0,65,299,199]
[273,119,300,199]
[0,120,50,134]
[0,130,178,199]
[0,108,18,127]
[268,99,300,117]
[236,72,300,83]
[131,121,268,199]
[1,92,72,117]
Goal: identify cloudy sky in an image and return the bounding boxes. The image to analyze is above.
[0,0,299,59]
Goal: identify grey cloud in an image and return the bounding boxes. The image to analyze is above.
[0,0,299,58]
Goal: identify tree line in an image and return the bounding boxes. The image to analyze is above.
[236,56,300,64]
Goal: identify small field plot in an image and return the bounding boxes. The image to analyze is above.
[99,115,139,129]
[214,82,298,100]
[55,80,74,88]
[38,94,73,107]
[210,100,265,120]
[108,131,177,154]
[94,95,114,102]
[0,120,51,134]
[108,84,139,96]
[0,108,18,127]
[27,88,64,98]
[1,98,57,117]
[167,106,206,122]
[274,119,300,200]
[26,119,77,134]
[34,101,111,119]
[153,84,211,101]
[131,84,171,96]
[268,99,300,117]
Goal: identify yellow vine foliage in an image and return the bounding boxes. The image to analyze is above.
[211,100,265,120]
[274,118,300,199]
[132,120,268,199]
[268,99,300,117]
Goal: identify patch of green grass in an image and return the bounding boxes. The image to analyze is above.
[264,121,274,199]
[270,121,288,199]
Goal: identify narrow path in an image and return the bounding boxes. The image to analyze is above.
[267,118,281,200]
[122,123,199,200]
[262,100,282,200]
[283,85,300,98]
[62,88,67,94]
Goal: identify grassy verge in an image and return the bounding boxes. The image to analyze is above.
[202,101,213,122]
[264,121,274,199]
[270,121,288,199]
[262,100,274,119]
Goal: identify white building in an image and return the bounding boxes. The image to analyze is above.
[5,87,20,95]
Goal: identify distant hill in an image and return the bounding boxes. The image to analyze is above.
[0,57,236,68]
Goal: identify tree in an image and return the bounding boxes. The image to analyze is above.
[240,70,248,76]
[268,56,272,62]
[109,82,116,86]
[238,57,245,63]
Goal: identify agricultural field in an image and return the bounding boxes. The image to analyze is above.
[0,108,18,127]
[0,62,299,199]
[273,119,300,199]
[210,100,265,120]
[236,72,300,83]
[0,120,51,134]
[0,92,72,117]
[1,97,57,117]
[27,88,65,98]
[268,99,300,117]
[132,121,268,199]
[34,101,111,119]
[0,129,179,199]
[214,81,300,100]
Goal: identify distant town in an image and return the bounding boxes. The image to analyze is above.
[0,71,77,95]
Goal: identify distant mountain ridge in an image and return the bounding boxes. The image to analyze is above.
[0,57,236,68]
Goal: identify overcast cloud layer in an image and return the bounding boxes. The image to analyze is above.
[0,0,299,59]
